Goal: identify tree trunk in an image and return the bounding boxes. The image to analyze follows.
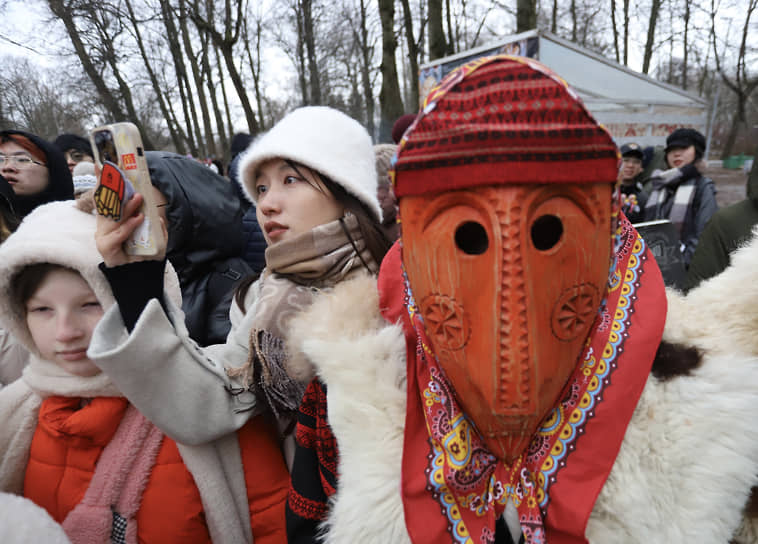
[294,4,309,104]
[243,17,266,132]
[355,0,376,136]
[123,0,186,154]
[551,0,558,32]
[400,0,420,110]
[623,0,630,64]
[570,0,577,41]
[378,0,406,142]
[201,40,228,159]
[213,45,235,137]
[159,0,198,155]
[682,0,690,89]
[642,0,661,74]
[610,0,620,62]
[445,0,455,54]
[181,0,216,157]
[517,0,537,32]
[429,0,447,60]
[46,0,129,124]
[302,0,321,104]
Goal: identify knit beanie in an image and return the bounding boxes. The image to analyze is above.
[393,56,619,198]
[230,132,254,159]
[391,114,417,144]
[374,144,397,189]
[664,128,706,157]
[237,106,382,221]
[53,133,94,157]
[72,160,97,196]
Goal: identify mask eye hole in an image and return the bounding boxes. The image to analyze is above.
[455,221,489,255]
[531,214,563,250]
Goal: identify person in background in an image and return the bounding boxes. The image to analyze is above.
[53,133,95,175]
[0,200,288,543]
[0,130,74,219]
[229,132,267,275]
[71,160,98,198]
[643,128,718,266]
[618,142,648,223]
[87,106,391,544]
[0,174,20,243]
[0,174,27,387]
[144,151,254,346]
[685,144,758,291]
[374,143,399,241]
[391,113,417,144]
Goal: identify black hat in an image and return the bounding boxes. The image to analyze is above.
[620,142,644,160]
[53,133,93,156]
[665,128,705,154]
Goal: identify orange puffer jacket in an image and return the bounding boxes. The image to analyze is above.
[24,396,288,543]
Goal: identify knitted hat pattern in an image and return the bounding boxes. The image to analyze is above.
[236,106,382,221]
[392,55,619,198]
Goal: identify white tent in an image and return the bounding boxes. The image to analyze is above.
[418,30,709,149]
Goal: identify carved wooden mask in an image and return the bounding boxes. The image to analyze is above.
[400,182,612,463]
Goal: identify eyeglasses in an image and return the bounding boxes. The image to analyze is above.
[0,155,46,168]
[66,150,89,163]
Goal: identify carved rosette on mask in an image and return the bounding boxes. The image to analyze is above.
[393,56,620,464]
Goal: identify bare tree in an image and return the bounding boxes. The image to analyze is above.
[123,0,186,154]
[378,0,405,141]
[428,0,447,59]
[710,0,758,157]
[188,0,259,134]
[399,0,421,109]
[642,0,662,74]
[517,0,537,32]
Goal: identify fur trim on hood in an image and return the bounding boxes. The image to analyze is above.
[0,200,181,357]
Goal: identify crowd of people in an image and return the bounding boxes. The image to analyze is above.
[0,54,757,544]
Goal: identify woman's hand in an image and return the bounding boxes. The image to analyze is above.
[95,193,167,267]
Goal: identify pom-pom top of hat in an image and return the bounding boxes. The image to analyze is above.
[392,55,619,198]
[236,106,381,222]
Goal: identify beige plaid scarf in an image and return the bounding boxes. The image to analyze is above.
[227,213,376,416]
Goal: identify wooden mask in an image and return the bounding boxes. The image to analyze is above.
[400,183,612,463]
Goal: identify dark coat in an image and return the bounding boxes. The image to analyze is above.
[686,160,758,290]
[0,130,74,218]
[228,152,267,275]
[146,151,252,346]
[643,168,718,266]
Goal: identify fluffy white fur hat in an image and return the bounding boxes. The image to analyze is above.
[237,106,382,221]
[0,200,181,356]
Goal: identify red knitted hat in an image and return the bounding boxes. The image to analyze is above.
[393,55,619,197]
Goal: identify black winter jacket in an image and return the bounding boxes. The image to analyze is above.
[146,151,252,346]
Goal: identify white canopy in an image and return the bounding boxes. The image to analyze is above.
[418,30,709,148]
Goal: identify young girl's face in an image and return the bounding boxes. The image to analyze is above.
[25,268,104,377]
[254,159,344,244]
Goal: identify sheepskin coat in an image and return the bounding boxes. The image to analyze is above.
[284,228,758,544]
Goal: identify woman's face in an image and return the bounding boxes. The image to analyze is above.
[254,159,344,244]
[0,141,50,197]
[666,145,696,169]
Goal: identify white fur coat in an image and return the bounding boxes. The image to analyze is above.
[287,229,758,544]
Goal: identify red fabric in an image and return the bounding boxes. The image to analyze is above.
[379,214,667,543]
[238,414,290,544]
[25,396,211,543]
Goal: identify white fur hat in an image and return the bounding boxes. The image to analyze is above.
[0,200,181,355]
[237,106,382,221]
